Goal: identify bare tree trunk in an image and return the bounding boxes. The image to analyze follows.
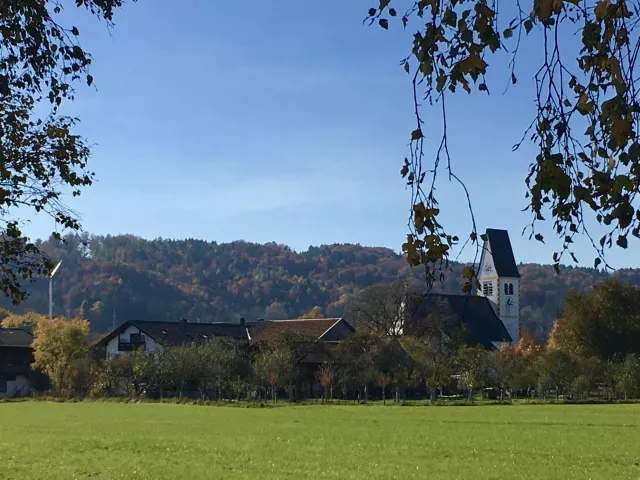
[430,389,436,405]
[382,387,386,405]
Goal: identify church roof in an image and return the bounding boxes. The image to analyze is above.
[486,228,520,278]
[410,293,512,349]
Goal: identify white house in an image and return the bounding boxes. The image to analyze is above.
[95,318,255,360]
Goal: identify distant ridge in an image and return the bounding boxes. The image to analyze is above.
[1,234,636,339]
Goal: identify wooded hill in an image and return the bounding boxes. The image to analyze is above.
[2,234,638,338]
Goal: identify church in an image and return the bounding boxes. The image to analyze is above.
[410,228,521,349]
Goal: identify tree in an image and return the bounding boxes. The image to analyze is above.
[196,338,246,400]
[1,311,46,330]
[615,354,640,400]
[264,301,287,320]
[90,358,121,397]
[549,279,640,359]
[366,1,640,284]
[31,316,90,395]
[162,344,198,397]
[401,334,454,403]
[493,343,525,400]
[536,349,577,401]
[300,306,324,319]
[345,279,423,336]
[456,345,489,402]
[372,336,413,403]
[335,330,378,402]
[317,362,335,402]
[117,349,152,397]
[253,339,294,403]
[375,372,393,405]
[0,1,130,304]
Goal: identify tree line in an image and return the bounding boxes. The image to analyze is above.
[3,278,640,404]
[3,234,640,340]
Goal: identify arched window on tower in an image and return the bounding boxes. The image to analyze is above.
[483,281,493,296]
[508,283,514,295]
[504,283,509,295]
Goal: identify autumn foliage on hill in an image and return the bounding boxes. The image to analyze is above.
[0,234,638,336]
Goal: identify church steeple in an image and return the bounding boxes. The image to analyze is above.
[477,228,520,345]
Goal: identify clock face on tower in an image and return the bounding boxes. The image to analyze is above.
[483,263,493,275]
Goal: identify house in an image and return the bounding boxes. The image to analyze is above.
[248,317,355,346]
[95,317,256,360]
[248,317,356,400]
[0,327,37,398]
[248,317,355,363]
[410,228,521,349]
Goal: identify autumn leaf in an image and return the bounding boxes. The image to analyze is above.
[462,266,475,279]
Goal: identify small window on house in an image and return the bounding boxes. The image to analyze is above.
[130,333,142,343]
[0,378,7,393]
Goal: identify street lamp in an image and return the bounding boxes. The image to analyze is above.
[49,260,62,321]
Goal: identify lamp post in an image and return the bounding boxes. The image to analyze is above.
[49,260,62,321]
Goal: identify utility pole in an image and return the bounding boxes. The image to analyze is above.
[112,308,116,331]
[49,260,62,321]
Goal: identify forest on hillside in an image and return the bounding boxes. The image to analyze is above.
[2,234,639,338]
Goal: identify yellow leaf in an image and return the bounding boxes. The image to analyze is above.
[594,0,610,20]
[577,93,594,115]
[610,112,632,147]
[536,0,554,20]
[462,266,475,279]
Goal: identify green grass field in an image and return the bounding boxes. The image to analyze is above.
[0,402,639,479]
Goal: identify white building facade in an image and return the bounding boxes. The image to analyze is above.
[476,229,521,345]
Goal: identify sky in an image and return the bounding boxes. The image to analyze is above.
[18,0,639,269]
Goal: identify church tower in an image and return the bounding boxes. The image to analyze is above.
[476,228,520,345]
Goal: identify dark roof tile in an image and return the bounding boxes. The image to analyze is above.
[411,294,511,349]
[486,228,520,278]
[249,318,343,345]
[0,329,33,348]
[95,320,252,347]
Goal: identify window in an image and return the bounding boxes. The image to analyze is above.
[508,283,514,295]
[482,281,493,296]
[129,333,143,344]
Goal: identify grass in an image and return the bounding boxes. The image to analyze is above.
[0,402,639,479]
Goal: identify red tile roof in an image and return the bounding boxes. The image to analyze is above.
[249,318,342,344]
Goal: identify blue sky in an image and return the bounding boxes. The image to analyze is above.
[19,0,638,269]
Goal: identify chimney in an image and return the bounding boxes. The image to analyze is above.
[178,317,188,332]
[239,317,245,326]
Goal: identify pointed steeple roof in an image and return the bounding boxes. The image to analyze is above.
[485,229,520,278]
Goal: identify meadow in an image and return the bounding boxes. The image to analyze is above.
[0,402,639,479]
